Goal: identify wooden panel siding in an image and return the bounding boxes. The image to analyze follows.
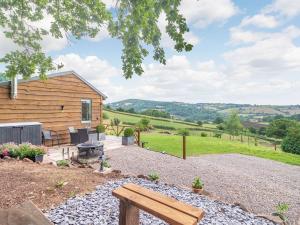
[0,74,104,145]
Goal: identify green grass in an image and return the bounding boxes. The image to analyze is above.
[104,110,214,129]
[141,133,300,166]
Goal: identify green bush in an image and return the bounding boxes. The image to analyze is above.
[0,143,46,160]
[152,125,176,130]
[177,129,190,136]
[281,125,300,155]
[124,128,134,137]
[96,124,105,133]
[148,172,159,181]
[103,112,109,119]
[192,177,204,189]
[200,132,208,137]
[111,118,121,126]
[213,132,222,138]
[56,160,69,167]
[197,121,203,126]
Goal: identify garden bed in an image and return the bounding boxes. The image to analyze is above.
[0,160,121,210]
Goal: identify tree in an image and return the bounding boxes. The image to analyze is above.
[0,73,7,82]
[214,117,224,124]
[136,118,151,131]
[0,1,192,80]
[266,118,296,139]
[281,124,300,155]
[197,121,203,126]
[248,127,257,134]
[224,111,243,136]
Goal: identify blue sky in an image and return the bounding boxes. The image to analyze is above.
[1,0,300,105]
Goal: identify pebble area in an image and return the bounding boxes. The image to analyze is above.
[47,177,277,225]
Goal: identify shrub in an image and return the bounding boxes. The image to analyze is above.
[281,125,300,155]
[200,132,208,137]
[0,143,46,160]
[111,118,121,126]
[124,128,134,137]
[213,132,222,138]
[152,125,176,130]
[197,121,203,126]
[177,129,190,136]
[192,177,204,189]
[136,118,151,131]
[96,124,105,133]
[103,112,109,119]
[148,172,159,181]
[102,160,111,168]
[217,124,225,130]
[56,160,69,167]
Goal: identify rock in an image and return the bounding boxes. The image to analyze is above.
[112,170,121,174]
[23,158,33,163]
[256,214,283,225]
[3,156,12,160]
[47,178,277,225]
[137,174,149,180]
[233,202,249,212]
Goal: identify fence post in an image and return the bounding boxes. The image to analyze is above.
[137,130,141,147]
[183,135,186,160]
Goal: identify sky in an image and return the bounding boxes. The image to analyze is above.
[1,0,300,105]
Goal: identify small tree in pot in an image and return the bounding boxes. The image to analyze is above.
[96,124,106,141]
[192,177,204,194]
[122,128,135,145]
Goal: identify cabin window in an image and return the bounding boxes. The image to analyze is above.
[81,99,92,123]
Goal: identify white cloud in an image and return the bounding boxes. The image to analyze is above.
[265,0,300,18]
[240,14,278,28]
[180,0,238,28]
[225,26,300,78]
[54,54,119,93]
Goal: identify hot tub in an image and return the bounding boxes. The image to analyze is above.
[0,122,42,145]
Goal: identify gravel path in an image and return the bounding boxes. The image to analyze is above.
[47,178,276,225]
[106,146,300,222]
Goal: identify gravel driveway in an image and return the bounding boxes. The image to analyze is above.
[106,146,300,223]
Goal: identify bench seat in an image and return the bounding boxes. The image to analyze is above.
[113,183,204,225]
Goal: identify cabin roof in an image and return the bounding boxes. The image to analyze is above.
[0,70,107,99]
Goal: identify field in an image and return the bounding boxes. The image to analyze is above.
[104,109,215,129]
[141,133,300,166]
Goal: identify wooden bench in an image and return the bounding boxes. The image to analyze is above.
[112,183,205,225]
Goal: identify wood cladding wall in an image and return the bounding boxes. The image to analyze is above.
[0,74,104,145]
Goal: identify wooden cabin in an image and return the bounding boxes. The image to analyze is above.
[0,71,107,145]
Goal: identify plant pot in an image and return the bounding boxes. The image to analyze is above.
[35,154,44,163]
[192,187,204,194]
[97,133,106,141]
[122,136,134,145]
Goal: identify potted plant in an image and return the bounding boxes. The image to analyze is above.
[122,128,135,145]
[33,146,46,162]
[96,124,106,141]
[192,177,204,194]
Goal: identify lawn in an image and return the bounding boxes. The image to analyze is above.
[104,110,214,129]
[141,133,300,166]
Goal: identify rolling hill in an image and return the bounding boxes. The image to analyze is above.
[107,99,300,122]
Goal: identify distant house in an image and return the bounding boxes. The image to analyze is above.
[0,71,107,145]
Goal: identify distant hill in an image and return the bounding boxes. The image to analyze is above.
[107,99,300,122]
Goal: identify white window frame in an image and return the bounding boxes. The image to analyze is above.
[81,99,92,123]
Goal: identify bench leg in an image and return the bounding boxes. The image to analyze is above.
[119,200,139,225]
